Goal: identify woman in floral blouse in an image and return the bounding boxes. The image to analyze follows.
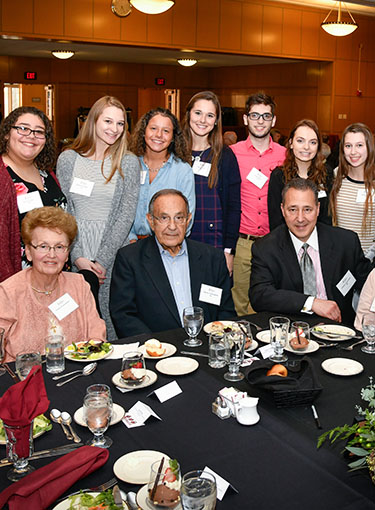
[0,106,66,282]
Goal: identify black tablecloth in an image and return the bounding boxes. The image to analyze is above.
[1,312,375,509]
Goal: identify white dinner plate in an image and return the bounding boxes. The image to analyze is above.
[64,341,113,362]
[321,357,364,376]
[52,491,126,509]
[139,342,177,360]
[112,370,157,390]
[311,324,356,341]
[114,450,170,484]
[285,340,320,355]
[155,357,199,376]
[74,403,125,427]
[204,320,239,334]
[136,484,182,510]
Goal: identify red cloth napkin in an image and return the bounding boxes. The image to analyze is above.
[0,445,109,510]
[0,366,50,457]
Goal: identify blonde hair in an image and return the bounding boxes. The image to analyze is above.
[22,207,78,246]
[65,96,129,183]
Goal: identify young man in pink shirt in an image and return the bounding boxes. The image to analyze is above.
[231,92,286,316]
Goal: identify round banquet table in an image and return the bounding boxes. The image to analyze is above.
[1,312,375,510]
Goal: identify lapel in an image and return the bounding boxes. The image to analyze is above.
[277,226,304,291]
[317,224,336,299]
[142,237,181,325]
[186,240,204,305]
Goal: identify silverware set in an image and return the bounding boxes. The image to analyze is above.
[50,409,81,443]
[0,443,82,467]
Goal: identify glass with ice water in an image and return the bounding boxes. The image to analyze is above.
[45,335,65,374]
[183,307,204,347]
[181,470,216,510]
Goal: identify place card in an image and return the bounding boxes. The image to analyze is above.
[105,342,140,360]
[203,466,232,501]
[336,270,356,296]
[17,190,43,214]
[154,381,182,403]
[48,293,79,321]
[199,284,222,306]
[246,167,268,189]
[258,344,274,359]
[122,401,161,428]
[69,177,94,197]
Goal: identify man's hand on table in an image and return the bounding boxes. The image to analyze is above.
[312,298,342,322]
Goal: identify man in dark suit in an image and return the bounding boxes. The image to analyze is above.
[110,189,236,337]
[250,178,372,324]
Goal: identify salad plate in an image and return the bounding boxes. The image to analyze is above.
[311,325,356,341]
[114,450,169,484]
[0,414,51,445]
[52,491,125,509]
[64,340,113,362]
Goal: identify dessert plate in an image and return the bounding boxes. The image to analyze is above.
[139,342,177,360]
[155,357,199,376]
[256,330,293,343]
[285,340,320,355]
[74,403,125,427]
[114,451,169,484]
[321,357,364,376]
[136,484,182,510]
[112,370,157,390]
[203,320,238,334]
[311,324,356,341]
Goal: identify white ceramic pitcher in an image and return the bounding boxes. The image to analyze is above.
[234,397,260,425]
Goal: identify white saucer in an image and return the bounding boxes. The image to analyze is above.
[245,340,259,352]
[112,370,157,389]
[285,340,320,355]
[155,356,199,376]
[321,357,364,376]
[113,450,169,484]
[136,483,182,510]
[139,342,177,360]
[74,403,125,427]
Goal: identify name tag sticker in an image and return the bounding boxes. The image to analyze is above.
[140,170,147,185]
[356,189,367,203]
[193,160,211,177]
[199,284,223,306]
[336,270,356,297]
[318,190,327,198]
[17,190,43,214]
[69,177,94,197]
[48,293,79,321]
[246,167,268,189]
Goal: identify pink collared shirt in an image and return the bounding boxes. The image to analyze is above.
[231,136,286,236]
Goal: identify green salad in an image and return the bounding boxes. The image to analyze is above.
[66,340,112,360]
[69,490,122,509]
[0,414,52,441]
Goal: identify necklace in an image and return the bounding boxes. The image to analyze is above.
[30,282,58,296]
[144,159,167,173]
[191,146,210,164]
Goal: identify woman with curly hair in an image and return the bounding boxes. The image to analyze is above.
[330,123,375,257]
[128,107,195,240]
[267,119,333,230]
[0,106,66,282]
[182,91,240,276]
[57,96,140,340]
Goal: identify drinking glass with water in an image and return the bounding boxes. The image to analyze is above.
[183,307,204,347]
[181,470,216,510]
[45,335,65,374]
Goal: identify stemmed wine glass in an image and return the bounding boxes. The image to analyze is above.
[362,313,375,354]
[224,329,246,381]
[0,328,6,376]
[183,307,204,347]
[269,316,290,363]
[83,394,112,448]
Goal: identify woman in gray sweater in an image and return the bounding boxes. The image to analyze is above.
[57,96,140,339]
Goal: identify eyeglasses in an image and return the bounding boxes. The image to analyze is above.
[152,215,188,225]
[11,126,46,139]
[30,243,69,254]
[247,112,274,121]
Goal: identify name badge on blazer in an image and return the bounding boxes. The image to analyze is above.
[69,177,95,197]
[193,160,211,177]
[336,270,356,297]
[246,167,268,189]
[48,293,79,321]
[199,284,222,306]
[17,190,43,214]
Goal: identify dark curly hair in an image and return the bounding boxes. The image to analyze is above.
[129,107,190,164]
[0,106,56,172]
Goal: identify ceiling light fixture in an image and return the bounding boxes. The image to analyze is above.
[321,1,358,37]
[130,0,175,15]
[51,50,75,60]
[177,58,197,67]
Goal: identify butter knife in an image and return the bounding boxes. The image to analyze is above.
[180,351,208,358]
[0,443,82,467]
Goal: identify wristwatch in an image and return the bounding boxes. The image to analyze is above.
[111,0,132,17]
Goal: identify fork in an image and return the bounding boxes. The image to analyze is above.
[55,477,117,502]
[340,339,366,351]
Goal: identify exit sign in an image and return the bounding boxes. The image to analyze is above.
[155,77,165,86]
[24,72,37,80]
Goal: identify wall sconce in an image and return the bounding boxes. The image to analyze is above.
[130,0,175,14]
[321,1,358,37]
[51,50,75,60]
[177,59,197,67]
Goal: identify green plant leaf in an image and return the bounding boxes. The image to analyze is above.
[346,446,369,456]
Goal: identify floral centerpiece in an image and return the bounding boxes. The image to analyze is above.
[318,376,375,482]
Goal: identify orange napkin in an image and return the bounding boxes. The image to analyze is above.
[0,445,109,509]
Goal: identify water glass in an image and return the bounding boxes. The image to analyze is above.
[183,307,204,347]
[45,335,65,374]
[269,316,290,363]
[83,394,112,448]
[362,313,375,354]
[223,329,246,382]
[208,332,227,369]
[147,458,181,508]
[15,352,42,380]
[121,351,146,386]
[4,421,34,481]
[0,328,6,377]
[86,384,113,420]
[181,470,216,510]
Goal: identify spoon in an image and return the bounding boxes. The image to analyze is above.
[61,411,81,443]
[50,409,73,440]
[126,491,138,510]
[52,368,86,381]
[56,362,97,387]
